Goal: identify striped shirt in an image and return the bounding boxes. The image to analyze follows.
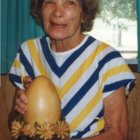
[9,35,135,139]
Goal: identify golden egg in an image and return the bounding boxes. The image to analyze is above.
[23,76,61,125]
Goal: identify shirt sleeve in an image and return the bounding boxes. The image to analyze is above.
[9,42,35,89]
[100,49,135,98]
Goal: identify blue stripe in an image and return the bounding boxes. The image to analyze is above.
[71,109,104,139]
[103,79,135,93]
[40,36,95,77]
[62,51,121,117]
[9,73,22,84]
[18,49,35,79]
[40,37,60,76]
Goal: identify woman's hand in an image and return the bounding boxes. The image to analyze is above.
[14,76,32,114]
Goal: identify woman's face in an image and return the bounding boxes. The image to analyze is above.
[41,0,84,41]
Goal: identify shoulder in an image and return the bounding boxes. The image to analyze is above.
[88,35,118,52]
[88,35,122,64]
[15,36,45,60]
[20,36,43,49]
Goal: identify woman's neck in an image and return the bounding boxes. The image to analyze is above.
[50,33,85,52]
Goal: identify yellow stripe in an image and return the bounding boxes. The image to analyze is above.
[93,118,105,135]
[12,60,25,85]
[27,40,48,77]
[21,74,25,85]
[13,59,20,68]
[102,64,131,84]
[69,88,102,130]
[60,43,108,98]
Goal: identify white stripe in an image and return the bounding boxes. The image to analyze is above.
[21,42,32,65]
[15,82,24,89]
[103,90,116,98]
[103,72,134,86]
[70,131,78,138]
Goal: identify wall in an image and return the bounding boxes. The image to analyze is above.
[0,75,15,140]
[0,73,140,140]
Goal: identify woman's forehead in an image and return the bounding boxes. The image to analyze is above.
[42,0,82,5]
[43,0,80,2]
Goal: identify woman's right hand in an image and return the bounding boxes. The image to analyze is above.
[14,76,32,114]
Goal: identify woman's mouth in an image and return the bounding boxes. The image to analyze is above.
[51,22,67,29]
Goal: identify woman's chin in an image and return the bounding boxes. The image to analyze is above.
[49,34,67,41]
[46,30,70,40]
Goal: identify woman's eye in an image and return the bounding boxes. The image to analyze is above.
[43,0,54,5]
[66,0,76,5]
[68,1,74,5]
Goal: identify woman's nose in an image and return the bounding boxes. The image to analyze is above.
[53,5,65,17]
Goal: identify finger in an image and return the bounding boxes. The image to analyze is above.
[15,98,28,112]
[24,83,31,89]
[23,76,32,85]
[20,93,28,103]
[16,89,28,103]
[16,89,25,97]
[23,76,32,89]
[15,105,25,114]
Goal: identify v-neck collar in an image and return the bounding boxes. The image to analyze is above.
[40,35,95,77]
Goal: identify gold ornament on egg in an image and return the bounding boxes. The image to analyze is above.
[54,120,70,139]
[22,124,36,137]
[36,122,54,140]
[11,120,24,139]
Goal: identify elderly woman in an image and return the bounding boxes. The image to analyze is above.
[9,0,135,140]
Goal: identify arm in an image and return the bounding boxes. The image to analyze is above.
[72,87,128,140]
